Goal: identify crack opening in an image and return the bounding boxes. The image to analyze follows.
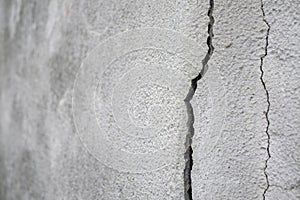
[259,0,271,199]
[183,0,214,199]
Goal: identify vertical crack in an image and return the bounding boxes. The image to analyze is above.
[260,0,271,199]
[183,0,214,199]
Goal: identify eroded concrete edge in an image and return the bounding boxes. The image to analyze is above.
[183,0,215,199]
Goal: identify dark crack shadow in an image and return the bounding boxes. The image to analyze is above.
[260,0,271,199]
[183,0,214,199]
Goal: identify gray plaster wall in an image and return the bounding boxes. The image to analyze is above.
[0,0,299,200]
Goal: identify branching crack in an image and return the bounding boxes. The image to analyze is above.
[183,0,214,199]
[260,0,271,199]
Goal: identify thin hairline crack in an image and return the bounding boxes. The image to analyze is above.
[260,0,271,199]
[183,0,214,199]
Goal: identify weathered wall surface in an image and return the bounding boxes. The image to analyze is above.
[263,1,300,199]
[0,0,299,200]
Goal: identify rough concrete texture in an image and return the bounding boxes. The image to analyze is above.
[263,0,300,199]
[0,0,299,200]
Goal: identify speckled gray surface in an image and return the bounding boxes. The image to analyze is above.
[263,0,300,199]
[0,0,299,200]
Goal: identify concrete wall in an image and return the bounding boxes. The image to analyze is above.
[0,0,299,199]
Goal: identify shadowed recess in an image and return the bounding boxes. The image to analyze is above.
[183,0,214,199]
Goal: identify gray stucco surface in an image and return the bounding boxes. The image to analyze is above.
[0,0,299,200]
[263,1,300,199]
[192,1,268,199]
